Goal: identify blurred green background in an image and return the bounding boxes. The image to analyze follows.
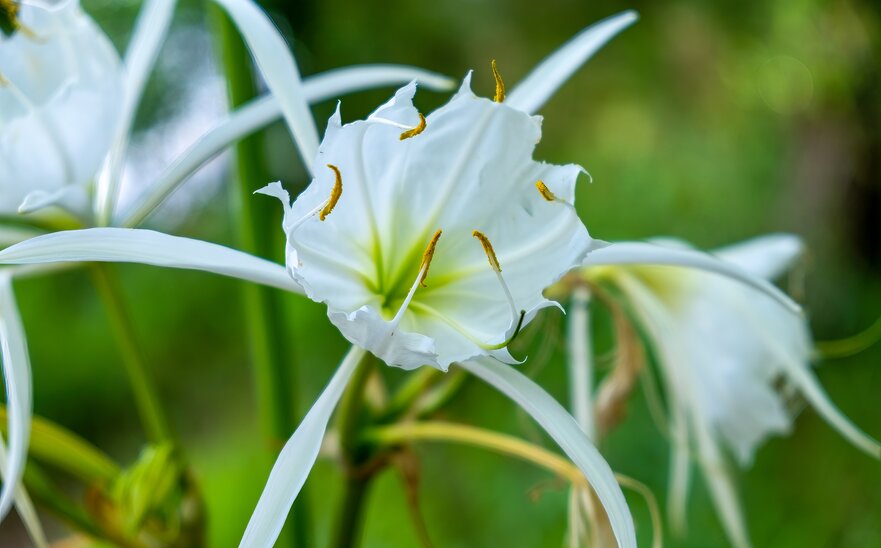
[6,0,881,545]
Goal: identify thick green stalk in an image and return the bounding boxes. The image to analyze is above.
[330,475,373,548]
[210,5,306,545]
[90,264,171,444]
[331,353,378,548]
[0,405,120,484]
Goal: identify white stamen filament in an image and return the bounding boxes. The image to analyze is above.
[391,263,427,329]
[494,268,520,324]
[287,201,326,233]
[367,115,412,130]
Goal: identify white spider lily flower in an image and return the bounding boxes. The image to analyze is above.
[584,234,880,548]
[259,77,595,370]
[0,0,123,215]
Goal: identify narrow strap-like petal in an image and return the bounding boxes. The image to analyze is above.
[120,65,455,227]
[713,233,804,280]
[240,346,366,547]
[694,422,751,548]
[506,10,638,114]
[97,0,178,224]
[0,229,303,294]
[212,0,320,172]
[459,357,636,548]
[0,276,33,526]
[780,354,881,458]
[582,242,801,314]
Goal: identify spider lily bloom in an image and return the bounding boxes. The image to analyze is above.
[0,0,123,215]
[582,235,881,548]
[247,74,641,545]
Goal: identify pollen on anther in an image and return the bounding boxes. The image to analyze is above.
[535,180,557,201]
[491,60,505,103]
[419,229,443,287]
[400,113,426,140]
[472,230,501,272]
[320,164,343,221]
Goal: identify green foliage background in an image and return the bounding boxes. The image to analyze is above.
[9,0,881,545]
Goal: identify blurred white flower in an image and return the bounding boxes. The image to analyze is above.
[0,0,123,215]
[584,234,880,548]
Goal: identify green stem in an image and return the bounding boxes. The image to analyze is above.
[90,264,171,444]
[329,351,380,548]
[210,5,306,545]
[0,405,119,484]
[336,353,377,458]
[330,475,373,548]
[815,315,881,359]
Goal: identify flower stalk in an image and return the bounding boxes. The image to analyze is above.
[89,263,171,444]
[211,7,306,545]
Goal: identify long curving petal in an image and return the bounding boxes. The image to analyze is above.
[0,275,33,528]
[582,242,801,314]
[212,0,320,172]
[0,229,303,294]
[97,0,178,224]
[713,233,804,281]
[459,357,636,548]
[240,346,365,547]
[506,10,639,114]
[120,65,456,227]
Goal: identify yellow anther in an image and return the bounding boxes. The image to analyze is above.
[399,113,426,140]
[419,229,443,287]
[491,59,505,103]
[472,230,501,272]
[320,164,343,221]
[535,180,556,201]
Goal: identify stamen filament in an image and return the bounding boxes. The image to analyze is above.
[391,230,443,328]
[400,113,427,140]
[491,60,505,103]
[320,164,343,220]
[472,230,519,323]
[391,263,426,329]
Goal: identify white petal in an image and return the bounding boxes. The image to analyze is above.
[305,64,455,102]
[212,0,320,171]
[18,185,90,216]
[97,0,176,222]
[777,352,881,458]
[459,357,636,548]
[582,242,801,314]
[0,275,32,524]
[694,423,751,548]
[506,11,639,114]
[329,307,436,370]
[0,229,303,294]
[240,346,365,547]
[120,64,453,226]
[1,0,123,214]
[713,233,804,280]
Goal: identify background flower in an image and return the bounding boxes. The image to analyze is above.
[0,0,122,214]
